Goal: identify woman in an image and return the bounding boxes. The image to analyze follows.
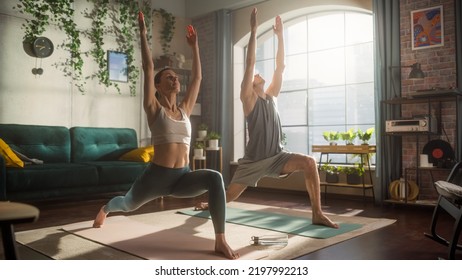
[93,11,239,260]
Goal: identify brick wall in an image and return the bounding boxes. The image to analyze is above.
[192,13,217,130]
[399,0,457,200]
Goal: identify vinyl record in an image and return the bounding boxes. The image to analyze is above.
[422,139,455,165]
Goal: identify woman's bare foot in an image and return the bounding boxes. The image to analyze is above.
[215,234,239,259]
[93,205,107,228]
[194,202,209,211]
[312,212,339,229]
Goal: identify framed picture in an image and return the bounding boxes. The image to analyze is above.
[411,5,444,50]
[107,50,128,82]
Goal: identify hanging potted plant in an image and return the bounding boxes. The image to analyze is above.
[357,127,375,145]
[197,123,208,140]
[193,141,205,158]
[207,131,221,150]
[153,8,176,68]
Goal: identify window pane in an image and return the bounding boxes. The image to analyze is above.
[256,34,274,61]
[345,12,373,45]
[308,48,345,88]
[278,91,307,126]
[283,53,307,91]
[345,42,374,84]
[308,13,345,51]
[255,59,274,84]
[285,17,307,55]
[283,126,308,154]
[308,86,345,125]
[346,83,375,125]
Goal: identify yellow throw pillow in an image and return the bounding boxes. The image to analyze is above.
[0,138,24,168]
[119,146,154,163]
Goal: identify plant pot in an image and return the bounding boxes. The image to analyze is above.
[326,173,339,183]
[347,173,362,185]
[197,130,207,140]
[193,148,204,158]
[208,139,219,150]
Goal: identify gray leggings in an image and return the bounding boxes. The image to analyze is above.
[104,163,226,233]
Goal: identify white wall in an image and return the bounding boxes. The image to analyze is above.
[0,0,144,140]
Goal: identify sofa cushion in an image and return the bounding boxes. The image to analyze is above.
[70,127,138,162]
[5,163,99,193]
[83,161,147,185]
[0,138,24,168]
[0,124,71,163]
[119,146,154,162]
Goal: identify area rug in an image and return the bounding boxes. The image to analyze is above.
[15,202,396,260]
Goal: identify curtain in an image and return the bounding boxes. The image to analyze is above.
[214,10,233,183]
[373,0,402,203]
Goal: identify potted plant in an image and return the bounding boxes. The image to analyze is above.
[153,8,176,68]
[193,141,205,158]
[341,164,365,185]
[340,128,357,145]
[207,131,221,149]
[320,160,339,183]
[197,123,208,140]
[357,127,374,145]
[323,131,340,145]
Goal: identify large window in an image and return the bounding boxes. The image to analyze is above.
[252,11,375,163]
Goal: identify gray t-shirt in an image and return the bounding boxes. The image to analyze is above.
[243,96,283,162]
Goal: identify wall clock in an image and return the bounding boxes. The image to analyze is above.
[33,37,54,58]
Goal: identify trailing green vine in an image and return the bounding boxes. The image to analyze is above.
[83,0,116,92]
[153,8,176,55]
[15,0,85,92]
[14,0,152,96]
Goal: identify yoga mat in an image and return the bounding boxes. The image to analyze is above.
[178,207,362,239]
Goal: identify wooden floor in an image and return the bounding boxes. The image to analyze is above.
[4,188,462,260]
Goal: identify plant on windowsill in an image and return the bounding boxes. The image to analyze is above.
[340,128,357,145]
[357,127,375,145]
[323,131,340,146]
[207,131,221,150]
[320,160,340,183]
[340,163,365,185]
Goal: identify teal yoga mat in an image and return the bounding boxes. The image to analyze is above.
[178,207,362,239]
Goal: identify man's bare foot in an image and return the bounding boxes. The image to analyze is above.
[215,234,239,259]
[194,202,209,211]
[93,205,107,228]
[312,212,339,229]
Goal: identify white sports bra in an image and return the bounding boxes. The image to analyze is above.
[150,107,191,145]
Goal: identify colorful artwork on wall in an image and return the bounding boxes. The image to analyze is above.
[411,5,444,50]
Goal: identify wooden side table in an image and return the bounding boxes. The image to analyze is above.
[0,201,39,259]
[191,147,222,173]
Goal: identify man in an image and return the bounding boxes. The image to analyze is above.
[198,8,337,229]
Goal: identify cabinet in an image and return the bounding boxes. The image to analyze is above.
[381,90,461,205]
[312,145,375,202]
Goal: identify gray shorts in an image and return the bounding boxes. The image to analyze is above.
[231,151,294,187]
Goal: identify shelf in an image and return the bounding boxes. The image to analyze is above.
[320,182,374,189]
[312,145,376,154]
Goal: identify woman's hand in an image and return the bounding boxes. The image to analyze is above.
[273,15,283,37]
[138,11,146,35]
[186,25,198,48]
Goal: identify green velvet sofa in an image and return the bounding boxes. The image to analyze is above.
[0,124,148,201]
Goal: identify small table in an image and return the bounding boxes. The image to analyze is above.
[0,201,39,259]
